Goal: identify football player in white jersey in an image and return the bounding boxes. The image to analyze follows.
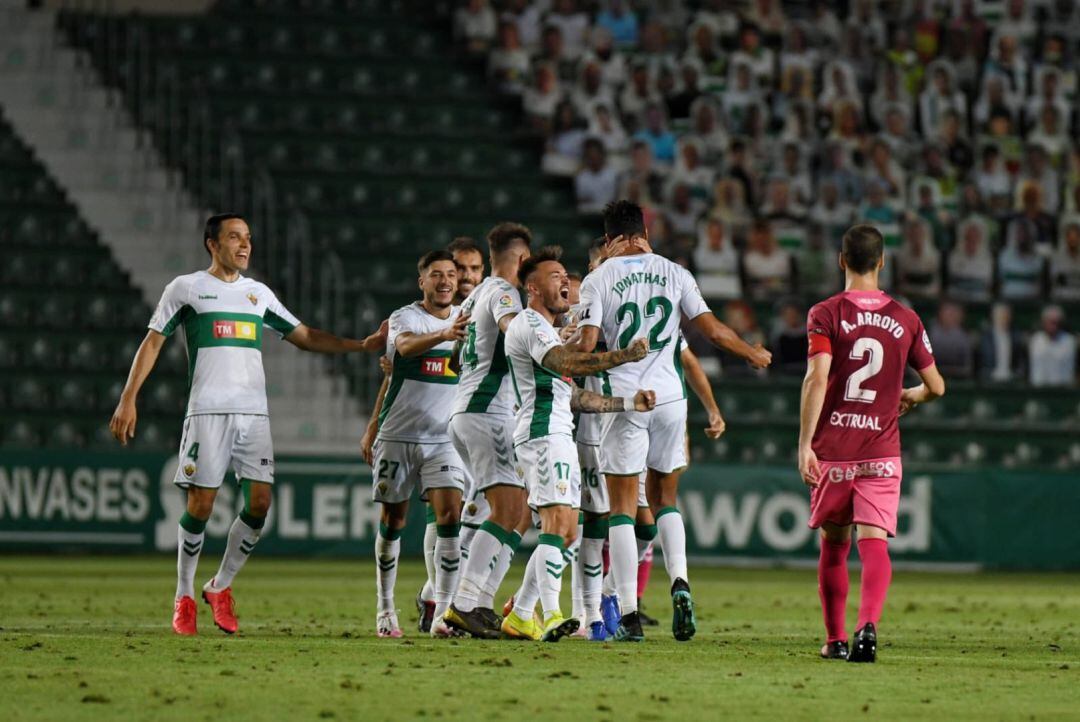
[109,214,386,636]
[444,223,537,638]
[570,238,728,640]
[371,251,471,639]
[361,236,486,634]
[499,247,654,642]
[569,201,772,641]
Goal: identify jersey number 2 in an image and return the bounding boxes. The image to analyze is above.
[844,337,884,404]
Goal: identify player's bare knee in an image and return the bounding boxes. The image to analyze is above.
[186,488,216,519]
[820,523,851,544]
[432,505,460,527]
[381,502,408,527]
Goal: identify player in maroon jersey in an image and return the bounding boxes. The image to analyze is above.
[797,224,946,663]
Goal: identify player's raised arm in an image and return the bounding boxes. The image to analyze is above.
[395,314,469,357]
[541,337,648,377]
[681,346,726,439]
[899,363,946,416]
[109,329,167,445]
[690,311,772,369]
[798,352,832,487]
[570,384,656,413]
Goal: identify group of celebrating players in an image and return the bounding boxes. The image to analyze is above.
[110,199,944,662]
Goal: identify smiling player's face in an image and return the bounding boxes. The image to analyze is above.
[211,219,252,272]
[421,260,458,309]
[452,249,484,299]
[532,261,570,315]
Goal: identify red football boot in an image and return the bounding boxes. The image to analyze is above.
[172,596,197,636]
[202,582,238,634]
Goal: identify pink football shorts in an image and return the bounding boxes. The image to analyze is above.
[808,457,902,537]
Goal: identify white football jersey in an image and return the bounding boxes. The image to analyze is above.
[505,309,575,445]
[149,271,300,417]
[376,302,462,444]
[577,253,709,405]
[452,276,523,417]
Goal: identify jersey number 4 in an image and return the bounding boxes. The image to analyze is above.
[615,296,673,351]
[843,337,884,404]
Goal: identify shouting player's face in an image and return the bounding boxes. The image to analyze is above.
[531,260,571,315]
[452,249,484,299]
[421,260,458,309]
[211,219,252,272]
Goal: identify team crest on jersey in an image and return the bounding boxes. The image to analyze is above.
[467,502,478,515]
[247,293,258,305]
[182,463,196,478]
[498,294,514,308]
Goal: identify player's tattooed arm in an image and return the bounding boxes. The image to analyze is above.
[570,385,657,413]
[395,313,470,357]
[541,337,648,377]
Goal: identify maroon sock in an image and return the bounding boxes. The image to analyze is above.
[637,547,653,597]
[818,539,851,643]
[602,540,610,575]
[856,537,892,629]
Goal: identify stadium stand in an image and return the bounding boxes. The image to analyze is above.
[2,0,1074,468]
[0,109,188,450]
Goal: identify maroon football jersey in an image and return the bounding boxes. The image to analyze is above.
[806,289,936,461]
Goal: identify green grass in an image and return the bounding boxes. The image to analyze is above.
[0,556,1077,721]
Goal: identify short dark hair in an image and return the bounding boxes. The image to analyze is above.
[602,200,646,240]
[418,249,456,274]
[588,236,607,261]
[203,213,245,256]
[487,222,533,258]
[517,245,563,287]
[447,236,481,256]
[842,224,884,274]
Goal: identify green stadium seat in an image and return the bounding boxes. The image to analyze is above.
[26,337,64,370]
[4,419,41,446]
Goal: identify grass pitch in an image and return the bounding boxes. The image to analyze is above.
[0,556,1077,721]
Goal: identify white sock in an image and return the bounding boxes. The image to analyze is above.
[210,515,261,590]
[512,548,541,619]
[420,521,437,602]
[580,535,605,625]
[478,531,521,609]
[656,508,689,585]
[570,529,584,622]
[602,570,616,597]
[608,516,638,614]
[375,530,401,614]
[535,534,566,620]
[452,522,506,612]
[176,517,205,599]
[636,535,654,562]
[459,524,478,560]
[433,527,461,618]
